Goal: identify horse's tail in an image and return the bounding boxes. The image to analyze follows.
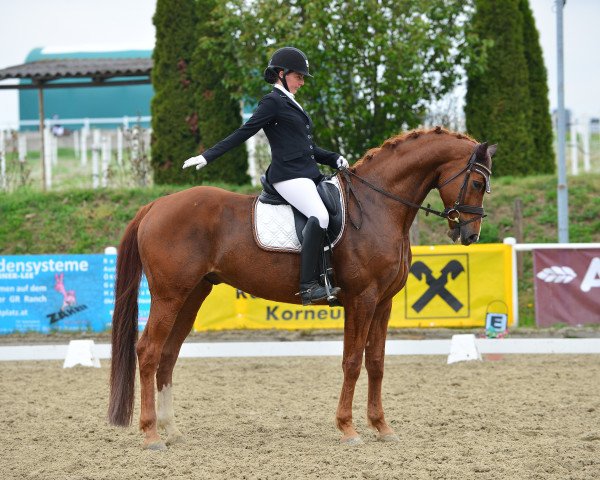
[108,202,153,426]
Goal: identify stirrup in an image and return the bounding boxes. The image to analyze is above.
[297,284,340,306]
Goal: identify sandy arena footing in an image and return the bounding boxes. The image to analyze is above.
[1,354,599,479]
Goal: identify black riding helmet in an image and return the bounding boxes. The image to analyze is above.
[263,47,312,91]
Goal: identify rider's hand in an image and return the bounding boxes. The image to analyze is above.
[182,154,207,170]
[336,156,349,169]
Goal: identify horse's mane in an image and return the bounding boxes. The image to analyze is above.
[352,126,477,168]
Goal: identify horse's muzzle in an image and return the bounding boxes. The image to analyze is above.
[447,226,479,245]
[447,227,460,243]
[463,232,479,245]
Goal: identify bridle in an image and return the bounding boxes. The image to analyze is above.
[339,143,492,230]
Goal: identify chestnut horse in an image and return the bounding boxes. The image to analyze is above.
[108,127,495,449]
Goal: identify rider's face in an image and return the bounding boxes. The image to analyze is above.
[279,71,304,94]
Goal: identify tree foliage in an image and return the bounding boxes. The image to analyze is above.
[213,0,482,161]
[151,0,199,185]
[191,0,249,185]
[466,0,553,176]
[519,0,555,174]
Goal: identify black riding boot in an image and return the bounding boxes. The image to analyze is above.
[299,217,341,305]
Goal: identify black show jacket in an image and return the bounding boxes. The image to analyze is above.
[201,88,340,183]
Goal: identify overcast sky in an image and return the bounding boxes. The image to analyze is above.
[0,0,598,128]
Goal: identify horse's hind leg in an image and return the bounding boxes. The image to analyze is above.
[136,295,186,450]
[364,300,399,442]
[156,280,213,446]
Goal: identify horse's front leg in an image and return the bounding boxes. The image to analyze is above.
[364,300,399,442]
[336,296,377,444]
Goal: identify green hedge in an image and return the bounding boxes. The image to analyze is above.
[519,0,555,174]
[191,0,249,185]
[151,0,200,185]
[466,0,553,177]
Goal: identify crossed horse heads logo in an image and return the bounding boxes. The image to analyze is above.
[409,260,465,313]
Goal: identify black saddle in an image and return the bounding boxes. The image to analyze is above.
[258,175,343,244]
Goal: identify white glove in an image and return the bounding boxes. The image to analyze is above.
[336,156,349,169]
[182,154,207,170]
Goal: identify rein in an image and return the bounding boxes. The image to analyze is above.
[339,145,490,231]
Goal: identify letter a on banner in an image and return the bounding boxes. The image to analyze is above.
[581,258,600,293]
[533,249,600,326]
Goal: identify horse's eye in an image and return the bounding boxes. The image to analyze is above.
[472,180,483,191]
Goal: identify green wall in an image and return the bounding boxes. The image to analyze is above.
[19,47,153,130]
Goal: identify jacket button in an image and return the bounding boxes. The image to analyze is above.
[311,155,315,159]
[306,125,309,129]
[309,145,313,149]
[307,134,312,139]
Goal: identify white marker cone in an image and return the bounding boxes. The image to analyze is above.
[447,334,482,364]
[63,340,101,368]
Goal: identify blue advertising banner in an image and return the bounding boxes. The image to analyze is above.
[102,255,151,332]
[0,254,150,334]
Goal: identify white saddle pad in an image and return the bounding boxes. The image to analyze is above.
[253,176,345,253]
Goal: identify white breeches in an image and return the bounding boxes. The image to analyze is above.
[273,177,329,228]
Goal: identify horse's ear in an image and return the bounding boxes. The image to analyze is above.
[488,144,497,157]
[475,142,488,161]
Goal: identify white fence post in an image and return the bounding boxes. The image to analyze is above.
[51,132,58,167]
[582,117,591,173]
[117,128,123,166]
[44,127,52,190]
[570,121,578,175]
[131,126,139,161]
[92,129,100,189]
[73,129,80,159]
[18,134,27,163]
[81,119,90,166]
[101,133,110,187]
[144,129,151,152]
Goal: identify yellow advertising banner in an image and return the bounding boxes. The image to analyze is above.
[193,243,514,331]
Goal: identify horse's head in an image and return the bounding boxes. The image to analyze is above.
[437,141,496,245]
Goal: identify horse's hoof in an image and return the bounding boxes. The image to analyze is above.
[377,433,400,443]
[144,440,167,451]
[166,433,186,446]
[341,435,363,445]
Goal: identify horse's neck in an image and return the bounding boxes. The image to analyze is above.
[353,135,469,231]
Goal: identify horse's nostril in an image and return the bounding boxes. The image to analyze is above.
[468,234,479,244]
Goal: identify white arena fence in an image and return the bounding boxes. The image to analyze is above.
[2,338,600,362]
[0,117,152,191]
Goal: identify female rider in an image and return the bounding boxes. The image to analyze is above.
[183,47,348,305]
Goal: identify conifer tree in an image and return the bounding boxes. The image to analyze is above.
[191,0,249,185]
[151,0,199,184]
[465,0,536,176]
[519,0,555,173]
